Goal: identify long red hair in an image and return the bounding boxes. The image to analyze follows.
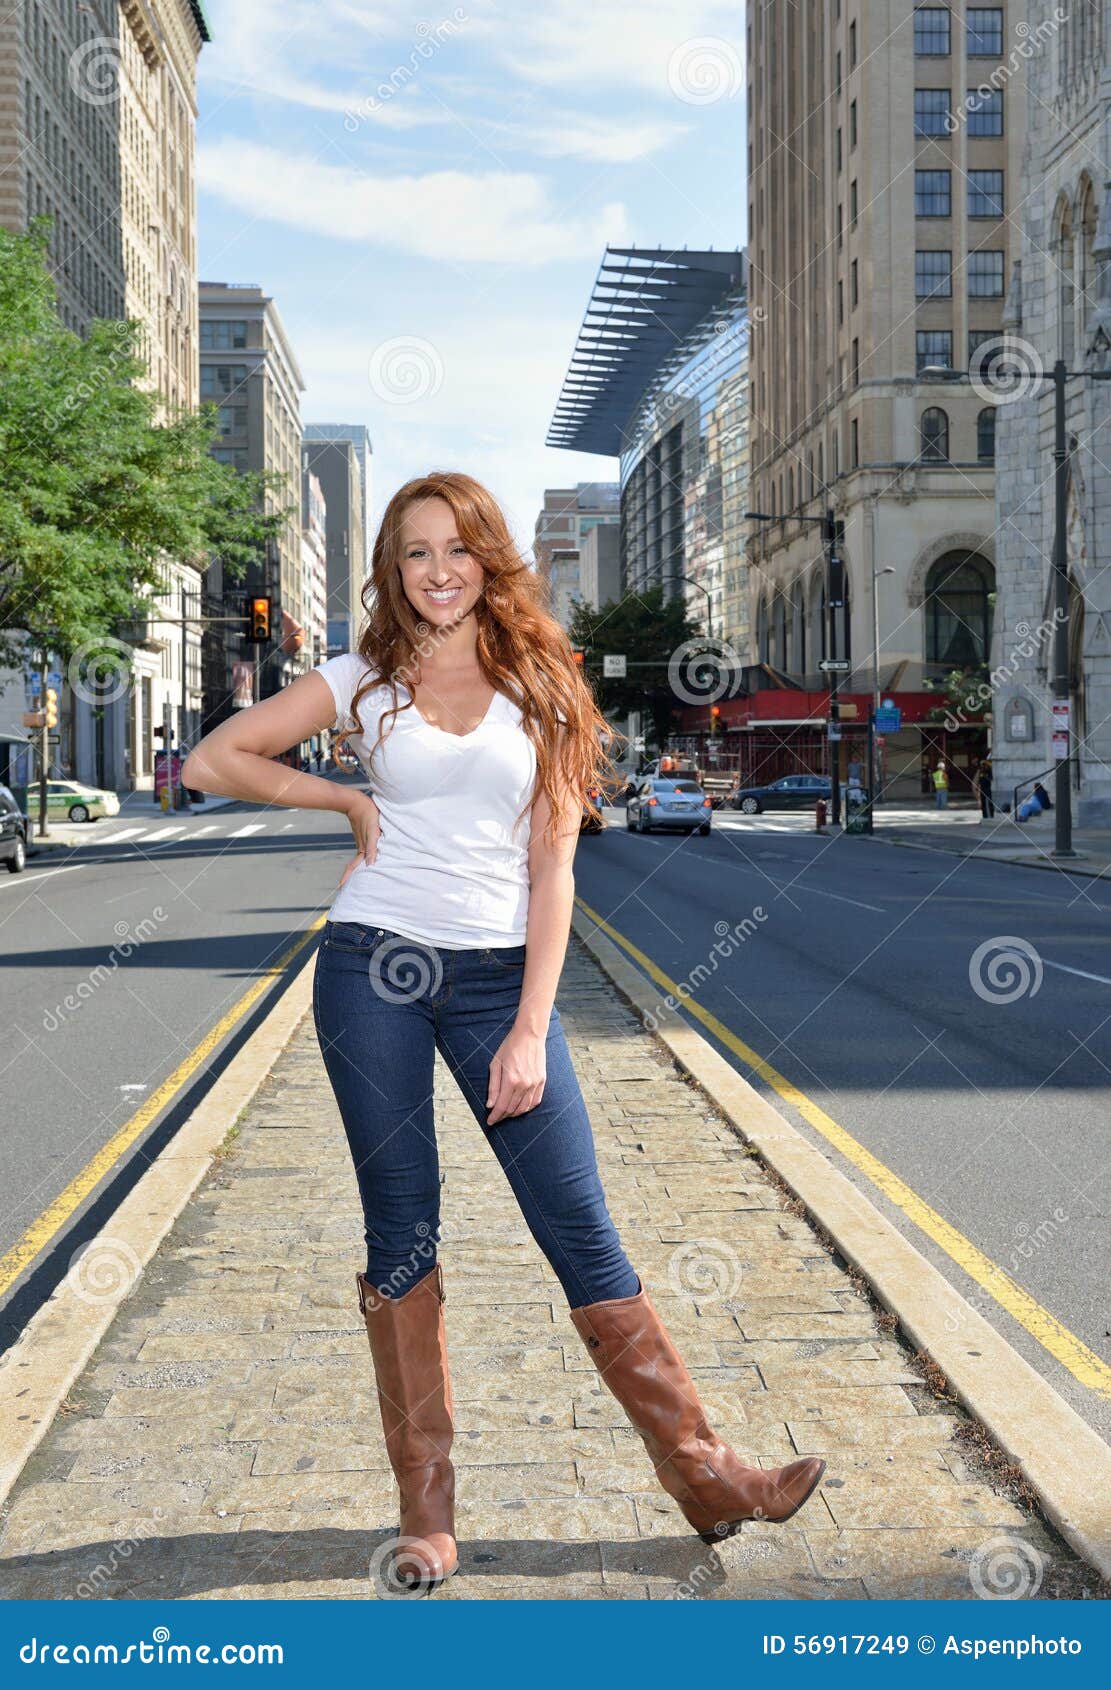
[336,471,615,841]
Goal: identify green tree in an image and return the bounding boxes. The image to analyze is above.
[0,220,289,680]
[567,586,732,751]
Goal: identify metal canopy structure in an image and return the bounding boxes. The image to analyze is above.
[546,246,746,459]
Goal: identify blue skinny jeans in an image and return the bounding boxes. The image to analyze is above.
[312,920,640,1310]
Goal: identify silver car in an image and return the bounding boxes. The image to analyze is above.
[626,778,713,836]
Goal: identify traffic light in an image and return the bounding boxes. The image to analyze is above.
[572,649,584,665]
[44,687,58,729]
[249,596,271,641]
[710,704,721,735]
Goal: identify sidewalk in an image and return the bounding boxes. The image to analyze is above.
[869,805,1111,880]
[0,937,1095,1600]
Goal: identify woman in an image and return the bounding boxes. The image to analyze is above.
[183,472,825,1594]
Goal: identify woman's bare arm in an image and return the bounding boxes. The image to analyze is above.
[485,772,580,1125]
[181,671,380,868]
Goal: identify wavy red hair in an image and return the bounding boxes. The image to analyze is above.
[335,471,616,841]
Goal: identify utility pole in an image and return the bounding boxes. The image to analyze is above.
[825,506,845,828]
[1051,360,1076,858]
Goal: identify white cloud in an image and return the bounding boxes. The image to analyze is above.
[483,112,689,164]
[197,139,630,263]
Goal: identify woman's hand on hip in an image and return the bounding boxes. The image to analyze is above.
[338,791,381,887]
[487,1027,546,1124]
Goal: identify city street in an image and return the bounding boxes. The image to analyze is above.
[574,807,1111,1441]
[0,789,357,1346]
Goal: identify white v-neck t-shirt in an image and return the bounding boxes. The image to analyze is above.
[314,650,538,948]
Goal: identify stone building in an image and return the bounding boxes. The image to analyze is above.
[992,0,1111,824]
[747,2,1024,796]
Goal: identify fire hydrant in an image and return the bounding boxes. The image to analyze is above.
[815,798,827,833]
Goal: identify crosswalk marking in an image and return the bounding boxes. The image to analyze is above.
[141,826,186,842]
[227,823,267,838]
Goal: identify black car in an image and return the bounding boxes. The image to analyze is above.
[731,774,832,815]
[0,782,28,873]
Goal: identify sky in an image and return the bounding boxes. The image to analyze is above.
[195,0,746,559]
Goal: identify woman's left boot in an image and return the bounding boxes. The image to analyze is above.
[571,1278,826,1542]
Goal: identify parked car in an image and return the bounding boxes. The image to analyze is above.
[43,779,120,823]
[626,778,713,836]
[581,783,605,834]
[0,782,28,873]
[731,774,832,815]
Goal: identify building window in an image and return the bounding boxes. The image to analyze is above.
[916,249,952,297]
[200,319,247,350]
[917,329,953,371]
[915,88,952,135]
[968,328,999,377]
[967,8,1004,56]
[968,250,1004,296]
[211,447,248,473]
[850,99,858,147]
[852,337,860,385]
[851,258,859,307]
[200,363,248,398]
[838,277,845,324]
[920,406,950,461]
[851,417,860,466]
[968,169,1004,217]
[915,168,951,216]
[966,86,1003,134]
[837,203,843,249]
[914,7,951,54]
[849,19,857,65]
[925,551,995,667]
[836,126,843,171]
[977,407,996,461]
[216,405,248,436]
[850,179,858,226]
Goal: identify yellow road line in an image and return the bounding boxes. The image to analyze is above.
[576,896,1111,1397]
[0,918,326,1300]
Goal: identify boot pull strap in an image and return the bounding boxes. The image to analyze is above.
[435,1262,446,1304]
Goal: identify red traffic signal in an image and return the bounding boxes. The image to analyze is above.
[249,596,271,641]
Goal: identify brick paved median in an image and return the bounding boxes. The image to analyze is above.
[0,937,1093,1600]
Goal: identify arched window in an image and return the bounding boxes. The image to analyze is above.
[787,466,794,511]
[817,441,824,487]
[773,592,788,666]
[1079,176,1098,336]
[756,596,770,662]
[791,578,806,673]
[924,550,995,668]
[920,407,949,461]
[977,407,996,461]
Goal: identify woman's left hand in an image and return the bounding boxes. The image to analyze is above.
[487,1026,547,1124]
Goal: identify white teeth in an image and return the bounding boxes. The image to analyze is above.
[426,588,461,601]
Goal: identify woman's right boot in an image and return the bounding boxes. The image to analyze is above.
[356,1262,458,1591]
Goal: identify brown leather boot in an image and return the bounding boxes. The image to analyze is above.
[357,1263,458,1590]
[571,1277,826,1542]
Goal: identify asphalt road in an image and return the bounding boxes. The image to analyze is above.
[574,807,1111,1440]
[0,790,359,1349]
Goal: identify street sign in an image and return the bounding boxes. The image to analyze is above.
[828,725,842,741]
[603,654,627,678]
[874,705,902,734]
[818,658,851,673]
[1052,700,1069,760]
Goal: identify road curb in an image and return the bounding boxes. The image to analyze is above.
[0,946,318,1509]
[571,909,1111,1583]
[863,829,1109,882]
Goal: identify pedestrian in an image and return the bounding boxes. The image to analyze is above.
[1017,781,1053,822]
[314,748,323,774]
[181,471,826,1593]
[975,756,994,820]
[932,759,949,809]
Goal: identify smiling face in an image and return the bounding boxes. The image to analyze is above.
[397,496,485,630]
